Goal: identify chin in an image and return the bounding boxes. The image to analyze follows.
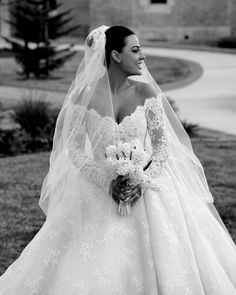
[136,69,142,75]
[136,66,143,75]
[134,71,142,76]
[128,69,142,76]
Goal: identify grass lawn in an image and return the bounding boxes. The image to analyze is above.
[0,128,236,275]
[0,51,198,93]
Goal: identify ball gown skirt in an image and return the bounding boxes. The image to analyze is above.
[0,160,236,295]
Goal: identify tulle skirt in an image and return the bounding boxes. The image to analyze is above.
[1,165,236,295]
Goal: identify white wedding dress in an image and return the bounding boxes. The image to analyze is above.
[0,97,236,295]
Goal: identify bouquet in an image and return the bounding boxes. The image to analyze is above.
[105,140,151,215]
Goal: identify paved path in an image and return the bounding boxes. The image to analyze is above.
[1,42,236,135]
[144,47,236,136]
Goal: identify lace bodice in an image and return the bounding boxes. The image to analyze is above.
[69,96,169,191]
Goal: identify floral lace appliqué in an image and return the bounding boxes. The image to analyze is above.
[144,96,169,179]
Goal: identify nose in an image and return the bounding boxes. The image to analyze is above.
[139,51,146,60]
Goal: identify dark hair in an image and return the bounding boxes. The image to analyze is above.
[105,26,135,67]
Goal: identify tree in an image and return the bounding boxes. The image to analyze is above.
[2,0,79,78]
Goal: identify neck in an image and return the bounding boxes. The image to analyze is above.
[107,64,128,94]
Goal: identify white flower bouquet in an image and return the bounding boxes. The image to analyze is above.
[105,140,151,215]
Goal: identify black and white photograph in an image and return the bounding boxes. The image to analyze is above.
[0,0,236,294]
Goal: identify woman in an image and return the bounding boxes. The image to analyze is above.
[0,25,236,294]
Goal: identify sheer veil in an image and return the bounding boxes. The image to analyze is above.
[39,25,225,230]
[39,25,115,215]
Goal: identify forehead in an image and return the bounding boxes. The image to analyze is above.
[124,34,140,48]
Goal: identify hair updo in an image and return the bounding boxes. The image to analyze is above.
[105,26,135,67]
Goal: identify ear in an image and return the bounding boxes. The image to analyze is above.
[111,50,121,63]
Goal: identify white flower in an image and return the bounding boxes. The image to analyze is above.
[105,140,149,185]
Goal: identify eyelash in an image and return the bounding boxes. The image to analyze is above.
[133,48,141,53]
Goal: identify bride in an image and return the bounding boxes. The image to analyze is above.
[0,25,236,294]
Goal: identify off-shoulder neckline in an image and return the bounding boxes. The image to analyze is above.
[87,97,156,126]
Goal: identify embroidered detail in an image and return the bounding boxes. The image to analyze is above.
[43,250,60,268]
[94,270,113,287]
[24,275,44,294]
[160,271,191,293]
[132,276,144,293]
[69,96,170,192]
[96,218,136,247]
[118,106,147,143]
[68,108,116,190]
[115,248,134,267]
[144,96,169,179]
[58,270,89,294]
[77,242,94,262]
[81,160,111,188]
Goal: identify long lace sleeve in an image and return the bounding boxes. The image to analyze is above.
[144,96,169,179]
[68,110,111,190]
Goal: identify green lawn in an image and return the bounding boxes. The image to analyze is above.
[0,129,235,275]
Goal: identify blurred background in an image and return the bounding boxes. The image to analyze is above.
[1,0,236,44]
[0,0,235,275]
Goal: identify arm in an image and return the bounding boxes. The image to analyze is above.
[144,96,169,179]
[68,109,111,189]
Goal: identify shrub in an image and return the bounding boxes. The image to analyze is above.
[182,121,198,137]
[14,99,51,137]
[217,37,236,49]
[167,96,179,113]
[167,96,198,137]
[13,99,59,153]
[0,129,27,156]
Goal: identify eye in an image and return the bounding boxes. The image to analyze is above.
[132,48,141,53]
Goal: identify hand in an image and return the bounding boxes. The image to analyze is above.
[112,185,141,208]
[111,175,142,207]
[121,185,142,207]
[105,149,132,161]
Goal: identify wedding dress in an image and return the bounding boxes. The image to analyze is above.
[0,96,236,295]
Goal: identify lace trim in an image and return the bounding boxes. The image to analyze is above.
[81,159,112,188]
[68,109,112,190]
[69,96,169,191]
[144,96,169,179]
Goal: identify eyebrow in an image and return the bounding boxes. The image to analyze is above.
[131,45,140,49]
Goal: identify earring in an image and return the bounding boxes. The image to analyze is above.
[111,51,121,64]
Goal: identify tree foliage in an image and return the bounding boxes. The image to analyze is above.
[2,0,79,78]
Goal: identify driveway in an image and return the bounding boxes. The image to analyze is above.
[144,47,236,136]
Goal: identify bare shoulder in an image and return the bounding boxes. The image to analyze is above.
[134,81,156,101]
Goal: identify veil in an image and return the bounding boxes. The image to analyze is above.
[39,25,222,227]
[39,25,117,216]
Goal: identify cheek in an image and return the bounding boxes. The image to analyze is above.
[122,54,136,69]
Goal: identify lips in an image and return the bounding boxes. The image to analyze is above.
[137,62,142,69]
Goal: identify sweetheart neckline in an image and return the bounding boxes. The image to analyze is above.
[88,104,144,126]
[116,104,145,125]
[87,97,155,126]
